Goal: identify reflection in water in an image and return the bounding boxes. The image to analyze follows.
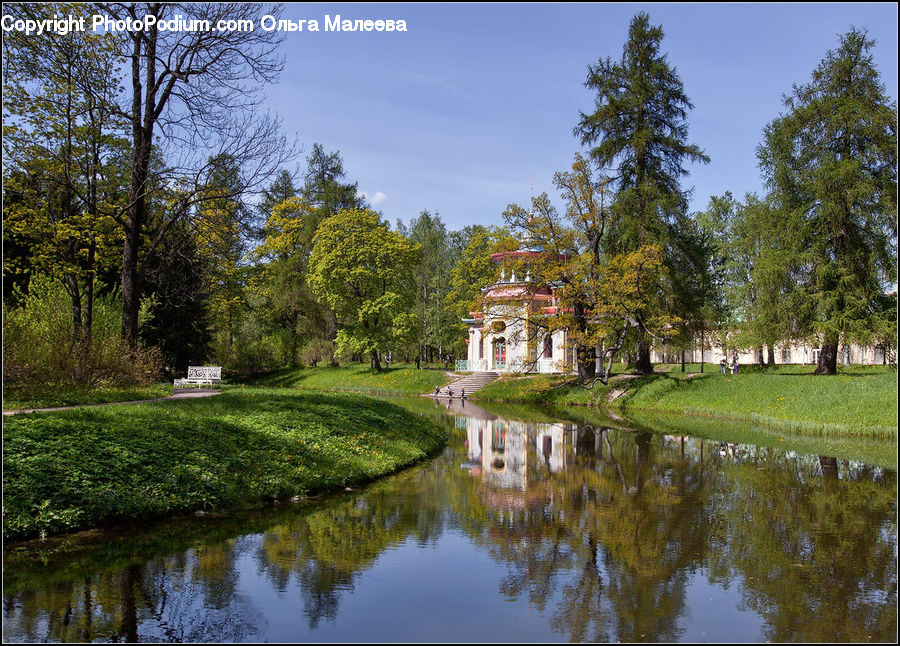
[3,400,897,642]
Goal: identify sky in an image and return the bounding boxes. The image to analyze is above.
[260,2,899,232]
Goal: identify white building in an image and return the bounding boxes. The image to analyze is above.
[460,239,892,373]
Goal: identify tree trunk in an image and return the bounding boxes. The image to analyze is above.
[766,342,776,367]
[65,273,83,341]
[814,338,838,374]
[635,335,653,375]
[121,32,153,346]
[370,349,382,372]
[819,455,839,481]
[700,327,704,374]
[756,346,764,366]
[576,344,596,382]
[680,349,685,372]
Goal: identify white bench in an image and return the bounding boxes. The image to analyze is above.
[174,366,222,390]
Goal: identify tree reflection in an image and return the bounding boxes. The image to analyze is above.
[3,408,896,642]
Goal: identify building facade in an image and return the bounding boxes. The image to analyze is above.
[459,238,891,373]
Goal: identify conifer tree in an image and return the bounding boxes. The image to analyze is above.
[576,12,709,373]
[758,28,897,374]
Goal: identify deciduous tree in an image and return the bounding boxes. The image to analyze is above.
[308,209,419,371]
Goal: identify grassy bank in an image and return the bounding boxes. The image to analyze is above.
[3,388,445,541]
[474,365,897,438]
[240,363,450,395]
[3,383,174,412]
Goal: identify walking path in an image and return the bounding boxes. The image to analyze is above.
[427,371,499,398]
[3,389,222,416]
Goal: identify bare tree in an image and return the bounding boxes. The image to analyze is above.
[97,2,296,342]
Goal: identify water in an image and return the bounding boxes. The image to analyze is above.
[3,398,897,642]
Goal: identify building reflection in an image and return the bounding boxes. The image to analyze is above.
[456,402,596,504]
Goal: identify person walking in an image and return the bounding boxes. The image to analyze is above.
[732,352,739,375]
[720,356,727,375]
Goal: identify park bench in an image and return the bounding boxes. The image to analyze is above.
[174,366,222,390]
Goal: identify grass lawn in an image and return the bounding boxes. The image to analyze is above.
[3,383,174,412]
[3,388,445,541]
[240,362,451,395]
[617,369,897,438]
[474,364,897,438]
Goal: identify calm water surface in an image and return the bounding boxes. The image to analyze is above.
[3,398,897,642]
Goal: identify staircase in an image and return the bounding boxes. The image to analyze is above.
[433,371,499,397]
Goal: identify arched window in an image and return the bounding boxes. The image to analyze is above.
[543,335,553,359]
[478,336,484,360]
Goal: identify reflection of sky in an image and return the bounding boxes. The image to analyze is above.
[250,531,559,642]
[680,574,764,643]
[3,404,895,643]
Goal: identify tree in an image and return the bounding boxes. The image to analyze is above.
[502,155,680,383]
[407,210,458,364]
[576,12,710,373]
[308,209,419,371]
[758,28,898,374]
[2,2,126,344]
[446,225,517,356]
[194,154,254,360]
[99,2,293,344]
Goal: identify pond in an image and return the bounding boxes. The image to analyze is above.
[3,398,897,642]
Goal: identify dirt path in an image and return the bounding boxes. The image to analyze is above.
[3,389,222,416]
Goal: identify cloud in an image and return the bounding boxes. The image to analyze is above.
[357,190,387,205]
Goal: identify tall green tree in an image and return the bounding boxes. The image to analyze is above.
[758,28,897,374]
[576,12,710,373]
[406,210,458,364]
[308,209,419,371]
[2,2,126,343]
[503,155,680,383]
[194,154,253,359]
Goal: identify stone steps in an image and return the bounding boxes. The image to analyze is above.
[432,372,499,397]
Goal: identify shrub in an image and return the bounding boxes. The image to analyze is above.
[301,338,335,367]
[3,275,162,398]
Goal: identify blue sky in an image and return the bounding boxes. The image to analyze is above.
[261,3,898,231]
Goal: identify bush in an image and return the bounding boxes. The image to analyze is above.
[3,276,162,399]
[301,338,335,367]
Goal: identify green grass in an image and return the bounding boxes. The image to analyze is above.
[473,364,897,438]
[240,362,451,395]
[3,383,174,411]
[615,370,897,438]
[2,388,446,541]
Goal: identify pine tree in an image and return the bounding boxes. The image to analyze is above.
[576,12,710,373]
[758,28,898,374]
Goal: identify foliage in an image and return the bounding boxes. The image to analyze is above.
[405,210,460,362]
[758,27,898,373]
[2,2,127,340]
[576,12,710,372]
[3,383,172,412]
[3,388,445,540]
[3,275,162,398]
[301,338,336,368]
[502,155,680,382]
[308,209,420,370]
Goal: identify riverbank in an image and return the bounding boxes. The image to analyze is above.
[473,364,898,439]
[240,363,451,395]
[2,388,445,541]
